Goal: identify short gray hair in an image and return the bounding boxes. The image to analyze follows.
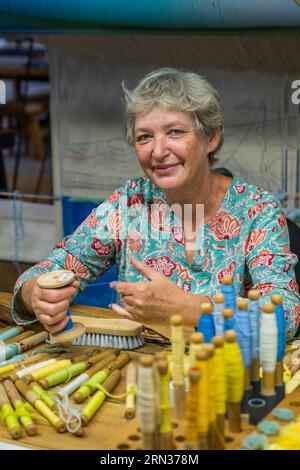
[123,67,224,163]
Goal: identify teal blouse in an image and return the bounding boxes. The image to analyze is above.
[12,176,300,339]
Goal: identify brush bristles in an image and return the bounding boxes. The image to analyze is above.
[72,333,145,350]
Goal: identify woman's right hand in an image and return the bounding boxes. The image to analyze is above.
[20,277,80,333]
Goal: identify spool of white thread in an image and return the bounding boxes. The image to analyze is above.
[137,356,156,450]
[260,303,278,395]
[16,358,56,379]
[260,305,278,372]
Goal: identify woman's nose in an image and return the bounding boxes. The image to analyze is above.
[151,135,168,160]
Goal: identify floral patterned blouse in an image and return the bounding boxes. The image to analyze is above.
[12,175,300,339]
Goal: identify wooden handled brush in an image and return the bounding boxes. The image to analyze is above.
[37,270,86,343]
[71,315,145,350]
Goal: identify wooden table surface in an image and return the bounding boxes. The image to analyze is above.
[1,292,299,451]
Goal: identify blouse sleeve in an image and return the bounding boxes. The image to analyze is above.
[11,192,122,325]
[245,200,300,339]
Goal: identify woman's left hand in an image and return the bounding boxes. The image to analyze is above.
[109,256,193,324]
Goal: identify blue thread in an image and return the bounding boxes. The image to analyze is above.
[272,407,295,421]
[213,301,224,336]
[242,432,267,450]
[223,314,235,331]
[220,283,236,314]
[0,326,22,342]
[0,353,27,366]
[197,313,216,343]
[248,298,260,358]
[257,420,280,435]
[274,303,286,361]
[235,304,252,368]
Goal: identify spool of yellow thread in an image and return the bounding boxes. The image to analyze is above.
[212,336,226,448]
[185,367,201,450]
[189,332,204,368]
[81,370,121,425]
[25,359,72,384]
[157,359,173,450]
[195,349,210,450]
[224,330,244,433]
[170,314,185,421]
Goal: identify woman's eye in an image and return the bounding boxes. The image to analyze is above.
[136,134,152,143]
[168,129,185,136]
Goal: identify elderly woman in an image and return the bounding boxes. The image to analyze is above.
[12,68,300,339]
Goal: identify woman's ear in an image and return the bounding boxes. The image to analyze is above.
[207,128,222,154]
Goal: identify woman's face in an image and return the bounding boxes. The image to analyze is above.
[134,106,219,192]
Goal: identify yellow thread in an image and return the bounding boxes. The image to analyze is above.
[185,370,200,448]
[158,371,172,434]
[0,403,21,433]
[207,352,216,424]
[274,423,300,450]
[0,364,15,376]
[14,400,34,429]
[125,384,137,416]
[195,358,209,433]
[171,324,185,386]
[35,399,61,427]
[76,370,108,400]
[93,382,127,399]
[213,346,227,415]
[30,359,71,381]
[223,341,244,403]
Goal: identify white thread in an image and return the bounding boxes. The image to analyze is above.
[54,395,82,434]
[57,372,89,398]
[137,365,156,434]
[249,299,260,358]
[260,313,278,372]
[16,359,56,379]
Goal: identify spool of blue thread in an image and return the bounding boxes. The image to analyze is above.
[220,276,236,314]
[236,298,253,412]
[197,302,216,343]
[222,308,235,331]
[271,294,286,403]
[212,292,225,336]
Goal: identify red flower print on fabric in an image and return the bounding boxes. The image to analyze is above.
[217,261,236,283]
[35,260,54,269]
[255,283,273,295]
[128,193,144,207]
[277,212,287,229]
[82,211,98,228]
[245,229,267,254]
[234,184,246,195]
[248,203,267,220]
[172,226,184,245]
[210,211,241,240]
[107,191,121,204]
[146,256,176,277]
[114,238,122,253]
[91,238,111,256]
[108,210,123,237]
[289,279,299,293]
[64,252,89,279]
[127,230,142,253]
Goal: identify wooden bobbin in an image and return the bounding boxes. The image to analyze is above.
[221,276,233,285]
[200,302,213,314]
[222,308,234,320]
[247,289,260,301]
[37,270,85,343]
[214,292,225,303]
